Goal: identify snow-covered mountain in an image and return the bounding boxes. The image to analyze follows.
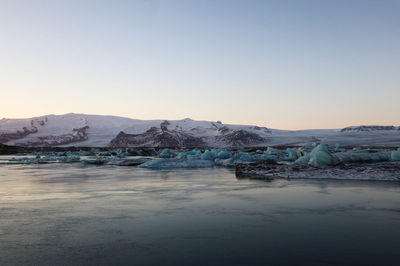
[0,113,271,147]
[1,113,399,147]
[109,120,268,148]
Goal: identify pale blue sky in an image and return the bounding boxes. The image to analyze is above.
[1,0,399,129]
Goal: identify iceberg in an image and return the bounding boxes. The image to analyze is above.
[58,155,81,163]
[217,150,232,159]
[139,158,214,169]
[266,147,286,155]
[252,153,277,161]
[294,154,310,165]
[236,152,253,162]
[125,148,139,156]
[308,144,340,166]
[78,150,91,156]
[391,148,400,161]
[286,148,299,161]
[201,150,217,161]
[159,148,176,158]
[176,149,202,160]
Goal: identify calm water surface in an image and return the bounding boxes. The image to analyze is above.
[1,162,400,265]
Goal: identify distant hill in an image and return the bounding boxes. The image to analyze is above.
[341,125,398,132]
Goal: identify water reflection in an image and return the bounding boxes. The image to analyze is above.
[0,163,399,265]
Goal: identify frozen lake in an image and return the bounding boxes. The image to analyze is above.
[1,162,400,265]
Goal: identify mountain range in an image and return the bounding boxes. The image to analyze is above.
[1,113,399,147]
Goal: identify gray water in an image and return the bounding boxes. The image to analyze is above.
[1,162,400,265]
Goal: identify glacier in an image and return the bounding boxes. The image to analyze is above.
[1,113,400,148]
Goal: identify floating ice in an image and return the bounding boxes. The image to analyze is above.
[138,148,157,157]
[177,152,200,161]
[308,144,340,166]
[139,158,214,169]
[266,147,286,155]
[334,144,345,152]
[236,152,253,162]
[125,148,139,156]
[58,155,81,163]
[78,150,91,156]
[391,148,400,161]
[176,149,202,160]
[217,150,232,159]
[201,150,217,161]
[294,154,310,165]
[286,148,299,161]
[159,148,176,158]
[252,153,277,161]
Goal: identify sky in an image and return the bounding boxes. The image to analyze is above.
[1,0,399,130]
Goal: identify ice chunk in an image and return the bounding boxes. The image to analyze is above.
[159,148,176,158]
[176,149,202,159]
[185,149,202,156]
[333,144,345,152]
[236,152,253,162]
[217,150,232,159]
[308,144,340,166]
[252,154,277,161]
[125,148,139,156]
[214,152,255,167]
[391,148,400,161]
[58,155,81,163]
[294,154,310,165]
[286,148,299,161]
[140,158,214,168]
[177,150,202,160]
[78,150,91,156]
[98,151,112,156]
[266,147,285,155]
[201,150,217,161]
[139,148,157,156]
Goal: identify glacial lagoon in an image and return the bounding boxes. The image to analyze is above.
[1,161,400,266]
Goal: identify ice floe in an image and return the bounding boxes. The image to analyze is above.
[1,145,400,181]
